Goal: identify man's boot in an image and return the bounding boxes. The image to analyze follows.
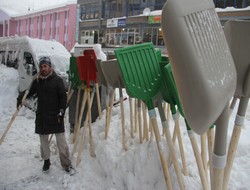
[42,159,51,173]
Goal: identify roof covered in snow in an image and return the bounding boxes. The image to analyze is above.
[139,6,250,17]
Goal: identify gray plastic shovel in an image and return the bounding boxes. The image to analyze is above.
[223,20,250,190]
[101,59,128,151]
[161,0,236,189]
[96,59,114,140]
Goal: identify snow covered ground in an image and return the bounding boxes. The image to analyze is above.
[0,64,250,190]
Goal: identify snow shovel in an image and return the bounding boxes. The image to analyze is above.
[77,55,97,157]
[68,57,87,147]
[99,59,115,140]
[162,1,237,189]
[159,61,187,171]
[0,73,38,145]
[160,63,209,190]
[114,42,185,190]
[158,59,188,176]
[96,59,112,139]
[76,88,96,166]
[83,49,102,119]
[68,56,82,107]
[101,59,128,151]
[96,59,107,87]
[223,20,250,190]
[69,56,82,89]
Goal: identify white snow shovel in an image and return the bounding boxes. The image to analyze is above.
[161,0,236,189]
[223,20,250,190]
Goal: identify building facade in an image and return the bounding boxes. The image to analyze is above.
[0,0,250,51]
[78,0,250,49]
[0,2,77,51]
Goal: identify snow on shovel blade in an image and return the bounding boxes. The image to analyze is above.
[161,0,236,135]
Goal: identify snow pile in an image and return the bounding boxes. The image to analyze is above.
[0,64,250,189]
[0,65,19,115]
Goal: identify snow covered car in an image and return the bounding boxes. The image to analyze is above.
[0,36,70,92]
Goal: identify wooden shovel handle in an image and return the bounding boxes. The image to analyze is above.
[0,90,29,145]
[120,95,128,151]
[175,122,188,176]
[201,133,209,180]
[190,135,209,190]
[95,83,102,119]
[150,117,173,190]
[72,91,87,155]
[129,97,134,139]
[223,125,242,190]
[0,109,20,145]
[142,102,149,141]
[213,167,224,190]
[104,90,115,139]
[163,125,185,190]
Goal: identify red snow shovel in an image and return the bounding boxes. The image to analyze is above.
[223,20,250,190]
[77,54,97,157]
[83,49,102,119]
[115,43,185,190]
[162,0,237,189]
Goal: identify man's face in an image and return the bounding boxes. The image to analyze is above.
[39,64,52,77]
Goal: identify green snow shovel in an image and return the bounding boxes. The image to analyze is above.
[223,20,250,190]
[69,56,88,152]
[114,42,185,190]
[162,0,237,189]
[69,56,82,89]
[160,63,209,190]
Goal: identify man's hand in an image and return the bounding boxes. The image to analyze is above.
[16,91,26,109]
[57,109,65,123]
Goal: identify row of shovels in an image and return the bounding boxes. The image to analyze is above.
[66,13,249,189]
[69,42,213,190]
[161,0,250,189]
[1,1,248,189]
[70,16,250,190]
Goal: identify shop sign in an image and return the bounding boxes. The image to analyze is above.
[107,18,126,28]
[118,18,126,27]
[148,15,161,24]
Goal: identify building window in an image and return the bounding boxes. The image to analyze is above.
[213,0,250,8]
[80,3,99,20]
[104,0,117,18]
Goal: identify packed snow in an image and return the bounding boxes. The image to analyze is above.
[0,64,250,190]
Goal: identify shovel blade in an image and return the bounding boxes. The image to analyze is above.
[161,0,236,134]
[114,43,161,104]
